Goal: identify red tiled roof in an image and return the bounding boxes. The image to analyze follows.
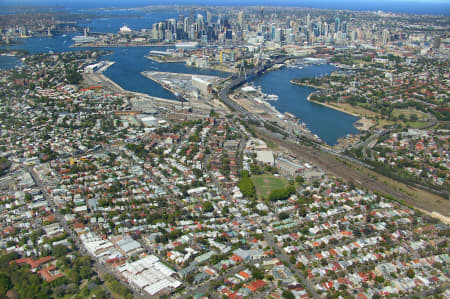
[264,250,274,256]
[245,280,266,292]
[231,254,243,262]
[79,86,103,92]
[38,265,64,282]
[329,249,338,256]
[238,271,251,279]
[10,256,54,269]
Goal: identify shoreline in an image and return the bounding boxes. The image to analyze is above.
[83,72,181,106]
[140,71,182,98]
[306,93,360,117]
[91,73,125,93]
[290,80,326,90]
[94,60,115,73]
[205,64,237,74]
[145,56,186,63]
[98,73,228,112]
[145,55,236,73]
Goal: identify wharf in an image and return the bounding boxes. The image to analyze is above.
[143,71,219,80]
[82,72,225,114]
[141,71,181,98]
[83,73,125,93]
[141,71,221,101]
[95,61,115,73]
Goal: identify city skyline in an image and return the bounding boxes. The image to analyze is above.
[1,0,450,15]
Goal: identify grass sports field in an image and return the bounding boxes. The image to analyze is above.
[251,174,289,200]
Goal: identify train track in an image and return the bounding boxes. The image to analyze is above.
[254,127,450,215]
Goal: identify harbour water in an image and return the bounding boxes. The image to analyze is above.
[1,34,77,54]
[102,47,229,100]
[253,65,359,145]
[0,10,359,145]
[0,55,21,69]
[0,39,229,101]
[77,11,180,33]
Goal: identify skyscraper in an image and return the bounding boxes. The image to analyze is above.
[335,17,340,32]
[178,14,185,26]
[382,29,390,45]
[238,11,244,28]
[197,14,204,24]
[433,36,441,50]
[184,16,191,33]
[323,22,328,36]
[225,29,233,40]
[342,21,347,33]
[271,24,276,41]
[285,29,294,44]
[274,28,282,42]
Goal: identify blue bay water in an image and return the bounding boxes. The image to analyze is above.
[0,56,21,69]
[101,47,229,100]
[0,11,359,144]
[253,65,360,145]
[1,41,228,101]
[78,11,180,33]
[1,35,76,54]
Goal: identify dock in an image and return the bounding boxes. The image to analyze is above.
[84,60,115,74]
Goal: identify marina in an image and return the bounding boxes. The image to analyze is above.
[84,60,116,73]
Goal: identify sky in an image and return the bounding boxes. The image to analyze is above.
[1,0,449,15]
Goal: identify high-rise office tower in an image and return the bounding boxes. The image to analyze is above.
[271,24,276,40]
[225,29,233,40]
[382,29,390,45]
[238,11,244,28]
[184,16,190,33]
[323,22,328,36]
[335,17,341,32]
[433,36,441,49]
[274,28,282,42]
[342,21,347,33]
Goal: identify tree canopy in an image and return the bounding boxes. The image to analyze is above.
[268,185,296,201]
[238,172,256,198]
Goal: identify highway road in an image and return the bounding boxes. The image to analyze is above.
[217,56,293,117]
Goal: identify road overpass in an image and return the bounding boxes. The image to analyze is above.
[217,56,293,116]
